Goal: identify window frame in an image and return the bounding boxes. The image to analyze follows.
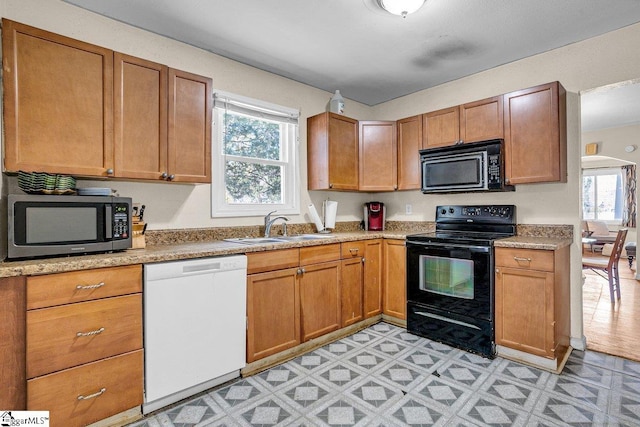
[582,167,624,224]
[211,90,300,218]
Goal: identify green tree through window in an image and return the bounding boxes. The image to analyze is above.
[212,91,299,217]
[223,113,282,204]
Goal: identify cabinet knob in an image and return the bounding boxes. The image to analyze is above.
[362,257,366,263]
[106,168,114,175]
[329,183,333,189]
[161,172,168,179]
[168,174,175,181]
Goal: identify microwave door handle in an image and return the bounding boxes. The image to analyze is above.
[105,205,112,239]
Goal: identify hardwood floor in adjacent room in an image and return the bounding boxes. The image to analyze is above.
[583,254,640,362]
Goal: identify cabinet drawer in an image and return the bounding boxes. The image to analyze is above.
[495,248,554,272]
[300,243,340,266]
[247,249,299,274]
[28,350,143,427]
[27,294,142,378]
[341,241,366,259]
[27,265,142,309]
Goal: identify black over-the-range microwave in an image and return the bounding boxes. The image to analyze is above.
[420,139,515,193]
[6,194,132,260]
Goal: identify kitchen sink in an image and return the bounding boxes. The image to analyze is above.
[275,234,334,241]
[223,237,285,245]
[224,234,334,245]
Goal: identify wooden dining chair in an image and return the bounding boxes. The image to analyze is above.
[582,228,628,302]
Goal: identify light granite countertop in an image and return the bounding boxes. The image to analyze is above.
[494,235,573,250]
[0,228,574,278]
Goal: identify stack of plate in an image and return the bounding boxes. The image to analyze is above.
[18,171,76,194]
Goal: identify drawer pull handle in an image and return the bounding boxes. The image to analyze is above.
[349,248,359,254]
[513,257,532,263]
[76,282,105,290]
[78,388,106,401]
[76,327,105,337]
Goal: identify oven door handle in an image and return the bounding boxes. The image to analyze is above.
[407,241,491,253]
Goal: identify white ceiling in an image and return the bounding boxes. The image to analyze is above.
[63,0,640,131]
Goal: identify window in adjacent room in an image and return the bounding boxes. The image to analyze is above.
[582,168,624,222]
[212,91,300,217]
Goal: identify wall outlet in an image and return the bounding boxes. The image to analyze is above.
[405,204,412,215]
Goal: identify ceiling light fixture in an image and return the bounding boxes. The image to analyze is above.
[377,0,426,18]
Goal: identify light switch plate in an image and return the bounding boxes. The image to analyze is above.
[405,204,412,215]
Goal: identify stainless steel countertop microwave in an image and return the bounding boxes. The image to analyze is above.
[6,194,132,260]
[420,139,514,193]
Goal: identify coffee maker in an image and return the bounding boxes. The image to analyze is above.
[364,202,385,231]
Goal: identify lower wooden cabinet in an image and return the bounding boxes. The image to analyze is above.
[363,239,383,318]
[300,260,342,341]
[28,350,143,427]
[300,244,342,341]
[246,267,300,363]
[341,256,364,327]
[495,246,570,370]
[383,239,406,320]
[24,265,143,426]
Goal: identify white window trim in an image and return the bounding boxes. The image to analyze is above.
[211,90,300,218]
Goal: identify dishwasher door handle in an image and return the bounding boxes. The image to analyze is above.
[182,262,222,274]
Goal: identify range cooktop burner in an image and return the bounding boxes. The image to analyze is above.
[407,204,517,246]
[407,230,514,246]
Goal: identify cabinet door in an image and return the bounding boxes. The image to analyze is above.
[460,96,503,143]
[397,115,423,190]
[363,239,383,318]
[114,53,168,180]
[28,350,143,427]
[300,261,341,341]
[503,81,567,184]
[495,266,555,358]
[359,121,397,191]
[0,276,26,410]
[341,257,363,327]
[307,112,358,190]
[328,114,359,190]
[246,268,300,363]
[2,19,114,176]
[168,69,212,183]
[423,106,460,148]
[383,240,406,320]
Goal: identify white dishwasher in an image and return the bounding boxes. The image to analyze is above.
[143,255,247,414]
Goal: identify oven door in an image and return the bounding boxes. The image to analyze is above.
[406,240,493,321]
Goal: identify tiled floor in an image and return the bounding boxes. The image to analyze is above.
[129,323,640,426]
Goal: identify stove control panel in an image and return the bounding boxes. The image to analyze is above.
[437,205,516,221]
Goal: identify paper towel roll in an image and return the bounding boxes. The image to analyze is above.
[308,204,324,232]
[324,201,337,229]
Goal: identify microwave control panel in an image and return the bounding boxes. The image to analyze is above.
[112,203,130,239]
[487,153,501,184]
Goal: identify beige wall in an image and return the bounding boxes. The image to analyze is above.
[3,0,640,349]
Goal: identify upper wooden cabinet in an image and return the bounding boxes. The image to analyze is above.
[396,115,423,190]
[307,112,359,190]
[359,121,397,191]
[2,19,114,176]
[460,96,504,143]
[114,53,168,180]
[423,106,460,148]
[503,81,567,184]
[167,69,212,183]
[2,19,212,183]
[423,96,503,148]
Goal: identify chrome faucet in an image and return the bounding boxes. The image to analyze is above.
[264,210,289,237]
